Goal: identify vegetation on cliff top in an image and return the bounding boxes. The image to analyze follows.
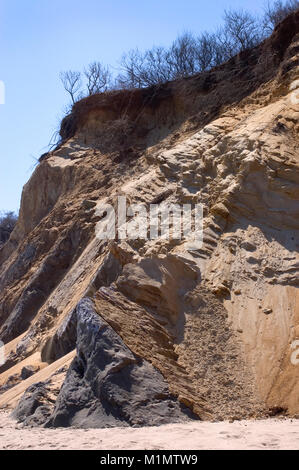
[60,0,299,107]
[0,211,17,246]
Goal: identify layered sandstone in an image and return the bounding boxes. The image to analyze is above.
[0,11,299,425]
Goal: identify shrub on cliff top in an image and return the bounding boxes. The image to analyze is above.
[0,211,17,245]
[60,0,299,104]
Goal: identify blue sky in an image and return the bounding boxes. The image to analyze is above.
[0,0,268,213]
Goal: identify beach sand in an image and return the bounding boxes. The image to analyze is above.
[0,412,298,450]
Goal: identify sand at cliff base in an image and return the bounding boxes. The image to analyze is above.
[0,412,298,450]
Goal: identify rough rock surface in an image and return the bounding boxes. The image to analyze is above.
[14,299,195,428]
[12,366,68,427]
[0,12,299,425]
[21,365,40,380]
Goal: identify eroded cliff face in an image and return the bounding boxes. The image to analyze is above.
[0,12,299,425]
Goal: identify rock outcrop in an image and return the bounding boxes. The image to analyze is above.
[50,299,195,427]
[0,11,299,426]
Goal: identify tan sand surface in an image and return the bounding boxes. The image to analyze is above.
[0,413,298,450]
[0,351,75,409]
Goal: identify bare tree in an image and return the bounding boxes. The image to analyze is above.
[167,32,197,78]
[263,0,299,34]
[84,62,112,95]
[143,46,172,84]
[60,71,82,104]
[194,32,224,71]
[60,1,299,99]
[222,9,262,52]
[118,34,201,87]
[117,47,172,88]
[117,49,147,89]
[116,13,265,91]
[0,211,17,245]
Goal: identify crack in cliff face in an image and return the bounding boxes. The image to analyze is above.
[0,11,299,425]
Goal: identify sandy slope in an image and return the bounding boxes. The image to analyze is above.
[0,412,298,450]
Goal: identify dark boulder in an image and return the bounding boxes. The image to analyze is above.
[13,298,196,428]
[12,382,53,426]
[46,298,195,428]
[21,365,40,380]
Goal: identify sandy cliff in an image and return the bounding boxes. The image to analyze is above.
[0,11,299,426]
